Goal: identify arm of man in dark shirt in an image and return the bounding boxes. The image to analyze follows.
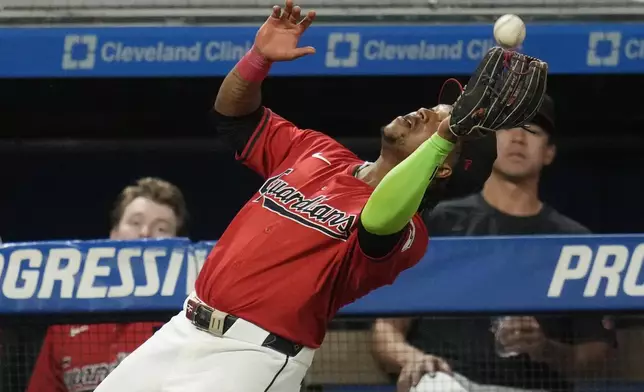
[372,318,420,373]
[538,338,613,377]
[499,315,614,378]
[542,222,614,376]
[537,316,615,377]
[372,319,451,378]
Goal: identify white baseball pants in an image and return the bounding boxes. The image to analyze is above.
[94,294,315,392]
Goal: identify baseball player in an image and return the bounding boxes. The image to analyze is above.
[27,177,188,392]
[94,2,547,391]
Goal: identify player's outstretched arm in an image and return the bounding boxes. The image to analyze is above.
[213,60,263,117]
[361,121,457,236]
[214,0,316,117]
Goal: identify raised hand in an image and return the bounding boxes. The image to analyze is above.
[253,0,317,62]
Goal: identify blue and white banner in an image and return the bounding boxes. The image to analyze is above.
[0,23,643,77]
[1,235,644,315]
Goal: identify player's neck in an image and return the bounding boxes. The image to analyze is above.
[354,157,394,188]
[482,173,542,217]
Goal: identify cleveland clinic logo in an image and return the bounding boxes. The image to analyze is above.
[587,31,621,67]
[325,33,360,68]
[62,35,98,70]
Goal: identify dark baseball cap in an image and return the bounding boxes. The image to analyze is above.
[527,94,556,136]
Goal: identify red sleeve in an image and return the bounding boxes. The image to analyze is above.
[27,327,65,392]
[343,214,429,303]
[235,107,320,178]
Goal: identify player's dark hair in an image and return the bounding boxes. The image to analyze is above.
[110,177,189,236]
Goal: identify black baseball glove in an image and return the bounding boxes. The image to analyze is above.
[449,47,548,138]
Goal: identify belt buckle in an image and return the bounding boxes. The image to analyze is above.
[187,299,229,338]
[208,309,229,337]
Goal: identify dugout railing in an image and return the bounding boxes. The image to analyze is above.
[1,314,643,392]
[2,237,644,391]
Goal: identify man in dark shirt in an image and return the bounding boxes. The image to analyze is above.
[372,95,616,392]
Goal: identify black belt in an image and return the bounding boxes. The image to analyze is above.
[185,298,303,357]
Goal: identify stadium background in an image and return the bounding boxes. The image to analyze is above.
[1,0,644,391]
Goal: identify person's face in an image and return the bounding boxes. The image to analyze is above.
[110,196,178,240]
[381,104,455,179]
[493,124,555,181]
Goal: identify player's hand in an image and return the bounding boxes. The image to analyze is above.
[253,0,316,62]
[397,354,452,392]
[497,316,548,360]
[437,115,458,143]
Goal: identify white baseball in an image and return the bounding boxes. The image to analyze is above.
[493,14,526,49]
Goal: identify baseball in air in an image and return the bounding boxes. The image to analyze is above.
[493,14,526,49]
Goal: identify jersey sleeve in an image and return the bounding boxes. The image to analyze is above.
[235,107,318,178]
[211,107,264,156]
[27,327,65,392]
[343,214,429,302]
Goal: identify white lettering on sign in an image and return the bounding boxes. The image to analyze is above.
[0,245,209,301]
[2,249,43,299]
[38,248,82,299]
[77,247,115,299]
[107,248,137,298]
[204,41,253,61]
[161,248,185,296]
[625,38,644,60]
[101,42,201,63]
[364,40,463,61]
[134,249,162,296]
[548,244,644,298]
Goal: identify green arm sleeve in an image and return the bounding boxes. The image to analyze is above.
[361,133,455,236]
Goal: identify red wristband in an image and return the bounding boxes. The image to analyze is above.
[236,47,272,82]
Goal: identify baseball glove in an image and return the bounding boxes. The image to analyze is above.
[448,47,548,138]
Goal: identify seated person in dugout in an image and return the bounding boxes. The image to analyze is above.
[27,177,189,392]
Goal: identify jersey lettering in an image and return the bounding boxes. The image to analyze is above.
[62,352,128,392]
[69,325,89,337]
[255,169,357,240]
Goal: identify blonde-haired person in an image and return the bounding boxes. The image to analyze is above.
[109,177,188,240]
[27,177,188,392]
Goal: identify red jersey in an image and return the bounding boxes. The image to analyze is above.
[195,107,428,348]
[27,322,161,392]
